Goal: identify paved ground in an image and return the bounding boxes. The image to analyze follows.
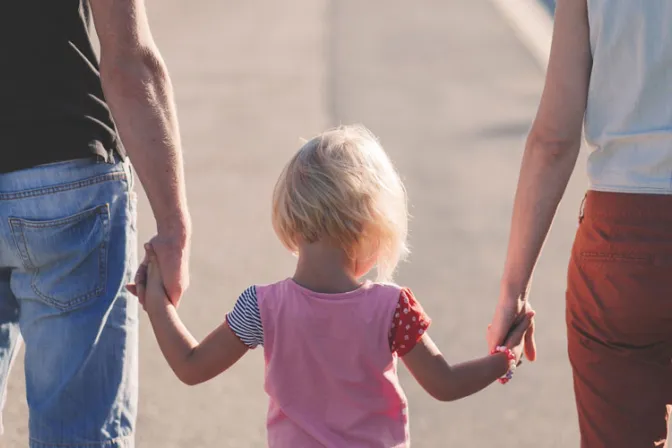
[3,0,590,446]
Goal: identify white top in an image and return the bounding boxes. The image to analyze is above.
[585,0,672,193]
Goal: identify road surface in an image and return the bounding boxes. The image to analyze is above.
[3,1,586,446]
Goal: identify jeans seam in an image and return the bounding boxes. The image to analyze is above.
[9,205,112,310]
[579,251,651,264]
[9,204,109,229]
[0,172,126,201]
[9,219,35,269]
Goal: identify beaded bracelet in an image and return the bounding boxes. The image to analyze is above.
[491,346,517,384]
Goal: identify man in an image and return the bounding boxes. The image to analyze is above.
[0,0,190,446]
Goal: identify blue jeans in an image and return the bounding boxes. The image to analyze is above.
[0,157,138,447]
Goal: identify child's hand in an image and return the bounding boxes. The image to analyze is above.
[144,243,171,310]
[502,311,535,363]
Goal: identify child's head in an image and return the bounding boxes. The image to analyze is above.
[272,125,409,282]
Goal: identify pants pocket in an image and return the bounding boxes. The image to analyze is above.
[9,204,111,311]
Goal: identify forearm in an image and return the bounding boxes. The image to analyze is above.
[438,353,509,401]
[100,49,189,235]
[406,348,509,402]
[146,300,198,381]
[500,134,580,301]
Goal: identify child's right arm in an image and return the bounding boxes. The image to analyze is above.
[401,312,533,402]
[143,247,249,386]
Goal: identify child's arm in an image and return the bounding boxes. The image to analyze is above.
[144,250,248,386]
[402,312,533,401]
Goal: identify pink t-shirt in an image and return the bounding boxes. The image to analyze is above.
[255,279,412,447]
[226,285,431,356]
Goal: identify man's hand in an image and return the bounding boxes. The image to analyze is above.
[147,232,190,306]
[487,297,537,362]
[127,232,190,307]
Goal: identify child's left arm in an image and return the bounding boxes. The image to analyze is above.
[143,250,248,386]
[401,312,533,402]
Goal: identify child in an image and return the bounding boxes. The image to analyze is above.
[138,125,533,447]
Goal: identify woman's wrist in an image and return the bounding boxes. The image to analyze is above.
[499,280,526,303]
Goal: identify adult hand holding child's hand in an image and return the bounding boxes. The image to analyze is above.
[502,309,536,364]
[127,231,191,308]
[127,243,172,310]
[141,244,171,309]
[488,297,537,362]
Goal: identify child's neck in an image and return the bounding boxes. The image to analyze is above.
[293,242,362,294]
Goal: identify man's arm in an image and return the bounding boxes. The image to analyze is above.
[90,0,190,303]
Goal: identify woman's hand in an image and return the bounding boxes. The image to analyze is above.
[501,309,536,363]
[488,297,536,361]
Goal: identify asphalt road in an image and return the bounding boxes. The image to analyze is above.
[3,1,587,446]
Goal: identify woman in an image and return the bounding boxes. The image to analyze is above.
[488,0,672,446]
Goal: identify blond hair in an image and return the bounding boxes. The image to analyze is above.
[272,124,409,281]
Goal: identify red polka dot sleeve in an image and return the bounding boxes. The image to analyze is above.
[389,288,431,356]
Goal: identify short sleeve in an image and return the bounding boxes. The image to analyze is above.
[389,288,431,356]
[225,286,264,349]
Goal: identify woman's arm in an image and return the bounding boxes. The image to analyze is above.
[488,0,593,360]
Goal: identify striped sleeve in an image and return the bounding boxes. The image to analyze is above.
[225,286,264,348]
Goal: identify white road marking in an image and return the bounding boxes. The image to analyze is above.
[489,0,554,69]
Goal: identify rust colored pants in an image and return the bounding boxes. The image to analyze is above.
[567,191,672,448]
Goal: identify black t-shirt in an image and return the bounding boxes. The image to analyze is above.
[0,0,124,173]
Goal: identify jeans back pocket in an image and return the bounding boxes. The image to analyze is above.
[10,204,111,310]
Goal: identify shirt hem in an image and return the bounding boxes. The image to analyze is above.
[589,184,672,195]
